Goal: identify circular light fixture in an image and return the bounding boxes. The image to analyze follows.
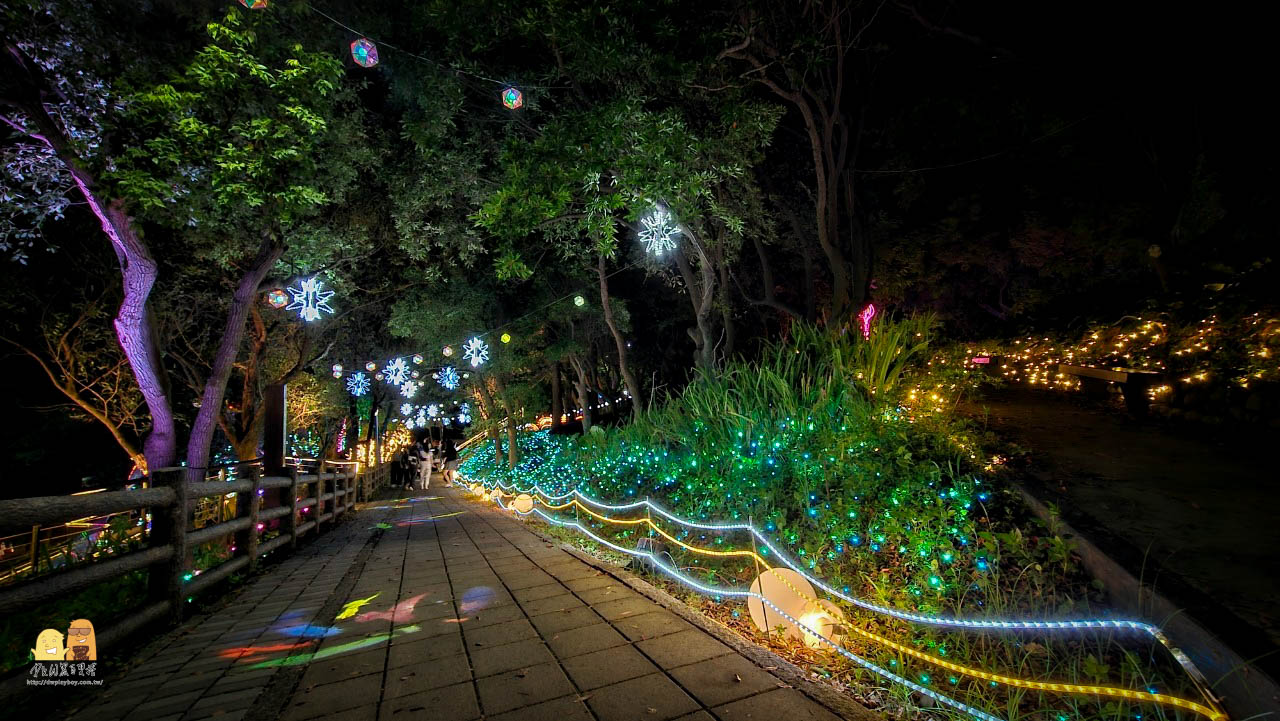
[500,332,512,344]
[442,346,454,357]
[365,362,377,372]
[574,295,586,307]
[798,599,846,649]
[513,494,534,514]
[747,569,817,642]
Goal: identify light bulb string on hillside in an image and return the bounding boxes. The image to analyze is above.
[473,475,1220,713]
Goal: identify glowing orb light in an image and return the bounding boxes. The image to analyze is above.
[798,599,847,649]
[412,354,424,365]
[442,345,454,357]
[266,289,288,308]
[365,361,377,372]
[573,295,585,307]
[350,38,379,68]
[501,86,523,110]
[331,363,343,379]
[513,494,534,514]
[747,569,816,642]
[500,332,512,344]
[375,373,384,381]
[638,206,681,256]
[285,276,335,322]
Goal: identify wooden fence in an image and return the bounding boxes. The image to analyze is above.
[0,458,393,668]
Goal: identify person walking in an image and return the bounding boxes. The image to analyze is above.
[417,440,432,490]
[442,439,459,487]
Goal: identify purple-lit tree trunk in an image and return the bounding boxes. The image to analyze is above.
[182,233,284,483]
[1,45,179,471]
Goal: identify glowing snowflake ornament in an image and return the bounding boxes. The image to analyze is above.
[346,372,370,397]
[427,403,440,418]
[462,337,489,368]
[350,38,378,68]
[384,357,410,386]
[285,277,335,322]
[435,366,460,391]
[400,403,414,417]
[399,380,419,399]
[638,207,681,256]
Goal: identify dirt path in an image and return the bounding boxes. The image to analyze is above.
[964,387,1280,678]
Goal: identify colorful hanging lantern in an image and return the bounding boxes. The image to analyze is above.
[573,295,586,307]
[442,345,454,357]
[266,289,288,308]
[331,363,343,379]
[350,38,379,68]
[412,354,424,365]
[365,361,377,372]
[501,86,523,110]
[500,332,512,344]
[239,0,268,8]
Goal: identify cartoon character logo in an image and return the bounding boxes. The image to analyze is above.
[32,629,65,661]
[65,619,97,661]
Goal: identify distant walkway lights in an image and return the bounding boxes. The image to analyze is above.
[638,206,681,257]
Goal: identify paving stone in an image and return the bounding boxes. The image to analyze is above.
[382,653,472,698]
[503,569,557,590]
[183,686,264,717]
[636,629,732,667]
[574,584,639,605]
[591,595,657,621]
[129,689,206,718]
[379,681,479,721]
[487,693,595,721]
[615,610,695,641]
[587,673,701,721]
[465,618,538,650]
[712,688,842,721]
[560,645,660,690]
[545,623,629,658]
[465,602,526,628]
[298,647,386,686]
[667,654,781,707]
[528,604,600,635]
[511,583,567,603]
[281,672,382,720]
[520,592,587,617]
[475,661,576,716]
[670,712,718,721]
[470,638,556,678]
[561,574,614,592]
[387,632,466,669]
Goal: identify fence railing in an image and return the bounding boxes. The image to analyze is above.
[0,457,394,672]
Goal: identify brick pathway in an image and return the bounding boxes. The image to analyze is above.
[68,484,853,721]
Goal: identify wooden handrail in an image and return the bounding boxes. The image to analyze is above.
[0,487,176,527]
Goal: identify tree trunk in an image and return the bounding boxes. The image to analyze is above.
[474,380,504,464]
[493,376,519,469]
[596,256,643,419]
[183,235,284,483]
[549,362,563,430]
[674,244,716,371]
[718,255,735,360]
[568,354,593,432]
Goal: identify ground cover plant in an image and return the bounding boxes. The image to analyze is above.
[461,318,1215,721]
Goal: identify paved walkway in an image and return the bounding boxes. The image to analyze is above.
[67,484,851,721]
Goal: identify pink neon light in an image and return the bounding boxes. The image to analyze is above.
[857,303,877,340]
[971,356,991,365]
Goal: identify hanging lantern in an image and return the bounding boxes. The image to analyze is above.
[501,86,523,110]
[350,38,379,68]
[573,295,586,307]
[365,361,377,372]
[412,354,424,365]
[442,345,454,357]
[500,332,512,344]
[374,372,384,381]
[332,363,343,374]
[239,0,268,8]
[266,289,288,308]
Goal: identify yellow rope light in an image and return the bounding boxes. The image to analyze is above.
[525,493,1225,721]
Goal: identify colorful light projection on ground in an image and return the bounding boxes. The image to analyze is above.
[476,478,1227,721]
[355,593,426,623]
[459,586,496,616]
[251,626,420,669]
[336,593,380,620]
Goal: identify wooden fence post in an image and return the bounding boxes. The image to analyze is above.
[146,469,187,623]
[239,466,262,570]
[27,525,39,574]
[287,467,300,549]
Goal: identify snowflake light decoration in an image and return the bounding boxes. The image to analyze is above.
[457,403,472,425]
[415,409,427,427]
[399,380,419,398]
[638,207,681,256]
[384,357,410,386]
[285,277,335,322]
[427,403,441,418]
[435,366,460,391]
[462,336,489,368]
[346,372,370,397]
[350,38,379,68]
[400,403,414,417]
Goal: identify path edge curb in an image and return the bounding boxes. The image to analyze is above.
[1014,484,1280,718]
